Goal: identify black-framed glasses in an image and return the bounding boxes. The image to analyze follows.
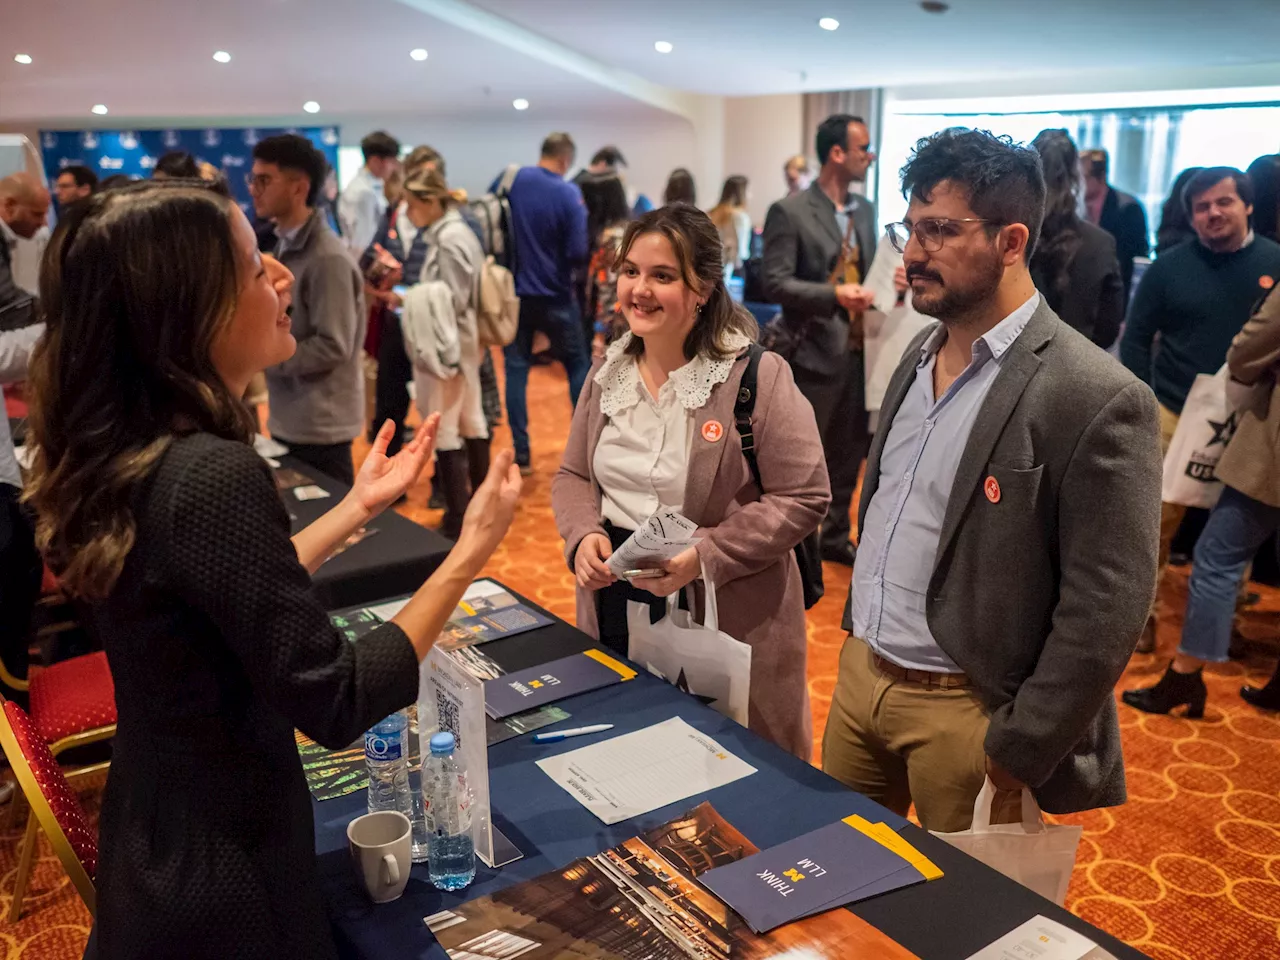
[245,172,276,192]
[886,218,1001,253]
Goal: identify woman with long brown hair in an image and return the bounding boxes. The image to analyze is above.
[551,203,830,759]
[1029,129,1124,348]
[25,180,521,959]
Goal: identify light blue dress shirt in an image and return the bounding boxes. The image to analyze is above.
[850,293,1041,672]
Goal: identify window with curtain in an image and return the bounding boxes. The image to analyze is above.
[875,102,1280,245]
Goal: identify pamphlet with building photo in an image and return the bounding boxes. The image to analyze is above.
[424,802,917,959]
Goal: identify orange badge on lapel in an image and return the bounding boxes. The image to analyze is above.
[1261,275,1275,291]
[984,476,1001,504]
[701,420,724,443]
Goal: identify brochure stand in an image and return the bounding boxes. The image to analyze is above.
[419,646,522,868]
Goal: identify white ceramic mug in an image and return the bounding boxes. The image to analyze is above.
[347,810,412,903]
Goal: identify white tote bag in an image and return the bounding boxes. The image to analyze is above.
[1161,366,1235,509]
[626,574,752,726]
[933,778,1082,906]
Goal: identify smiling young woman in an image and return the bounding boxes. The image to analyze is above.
[23,179,521,960]
[551,203,831,760]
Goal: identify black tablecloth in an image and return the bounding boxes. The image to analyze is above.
[277,456,452,609]
[314,587,1147,960]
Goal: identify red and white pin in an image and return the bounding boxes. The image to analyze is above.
[701,420,725,443]
[984,476,1001,504]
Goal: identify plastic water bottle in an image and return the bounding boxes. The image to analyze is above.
[422,732,476,891]
[364,712,413,823]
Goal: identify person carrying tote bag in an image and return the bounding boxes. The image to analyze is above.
[627,566,752,726]
[552,204,831,760]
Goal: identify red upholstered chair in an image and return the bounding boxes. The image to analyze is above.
[0,700,97,921]
[6,651,116,833]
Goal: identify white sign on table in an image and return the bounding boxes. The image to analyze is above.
[536,716,757,825]
[418,645,521,867]
[966,916,1112,960]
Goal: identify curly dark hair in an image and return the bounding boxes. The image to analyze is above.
[1030,129,1084,302]
[613,203,757,361]
[900,127,1046,263]
[24,180,255,599]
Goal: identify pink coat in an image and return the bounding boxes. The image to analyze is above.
[551,347,831,759]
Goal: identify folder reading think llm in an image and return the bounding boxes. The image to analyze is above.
[698,814,944,933]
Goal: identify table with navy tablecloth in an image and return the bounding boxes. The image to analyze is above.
[277,455,453,609]
[314,586,1146,960]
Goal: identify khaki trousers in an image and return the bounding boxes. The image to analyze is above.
[822,637,1022,833]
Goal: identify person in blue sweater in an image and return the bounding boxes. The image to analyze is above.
[502,133,591,474]
[1120,166,1280,651]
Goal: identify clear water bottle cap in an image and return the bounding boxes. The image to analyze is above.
[429,732,456,756]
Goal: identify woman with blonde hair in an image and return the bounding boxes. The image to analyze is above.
[708,174,752,272]
[393,166,491,538]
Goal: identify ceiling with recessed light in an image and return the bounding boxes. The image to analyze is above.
[3,0,1279,124]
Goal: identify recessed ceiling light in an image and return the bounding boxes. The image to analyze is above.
[819,17,840,31]
[512,98,530,111]
[13,53,33,65]
[212,50,231,63]
[91,104,108,115]
[654,40,673,54]
[410,48,428,61]
[303,101,320,114]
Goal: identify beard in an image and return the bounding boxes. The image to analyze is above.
[908,248,1003,324]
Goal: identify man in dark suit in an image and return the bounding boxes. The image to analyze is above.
[762,113,879,565]
[1082,148,1149,301]
[822,130,1161,832]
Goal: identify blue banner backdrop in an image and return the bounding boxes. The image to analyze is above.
[39,126,341,211]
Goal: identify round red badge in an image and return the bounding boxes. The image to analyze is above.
[984,476,1001,504]
[1261,275,1275,290]
[701,420,724,443]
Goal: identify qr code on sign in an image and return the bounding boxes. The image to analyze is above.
[435,690,462,750]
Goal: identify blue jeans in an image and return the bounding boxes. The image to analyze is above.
[1179,485,1280,662]
[502,296,590,464]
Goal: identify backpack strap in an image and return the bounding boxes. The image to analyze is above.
[734,343,765,492]
[496,163,520,196]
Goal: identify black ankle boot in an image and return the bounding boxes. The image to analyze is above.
[1122,665,1207,718]
[1240,676,1280,711]
[436,449,470,541]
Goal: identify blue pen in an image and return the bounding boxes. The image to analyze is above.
[532,724,615,744]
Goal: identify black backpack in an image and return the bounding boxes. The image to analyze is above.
[733,343,825,610]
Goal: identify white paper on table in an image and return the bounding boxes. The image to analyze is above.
[861,231,905,313]
[605,510,701,576]
[293,484,332,502]
[966,916,1108,960]
[535,716,757,825]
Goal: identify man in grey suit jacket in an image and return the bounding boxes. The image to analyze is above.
[762,114,880,566]
[823,129,1162,832]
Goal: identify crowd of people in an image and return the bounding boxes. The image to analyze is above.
[0,112,1277,957]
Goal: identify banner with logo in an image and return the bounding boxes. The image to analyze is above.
[39,126,341,211]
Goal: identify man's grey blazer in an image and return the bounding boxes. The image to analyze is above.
[761,181,877,378]
[842,298,1162,814]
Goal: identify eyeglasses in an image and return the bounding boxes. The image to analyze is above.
[245,173,276,192]
[885,218,1001,253]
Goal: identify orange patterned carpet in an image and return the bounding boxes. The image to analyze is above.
[3,357,1279,958]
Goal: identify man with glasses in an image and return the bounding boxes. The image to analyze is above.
[250,134,365,485]
[762,113,881,566]
[822,129,1161,832]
